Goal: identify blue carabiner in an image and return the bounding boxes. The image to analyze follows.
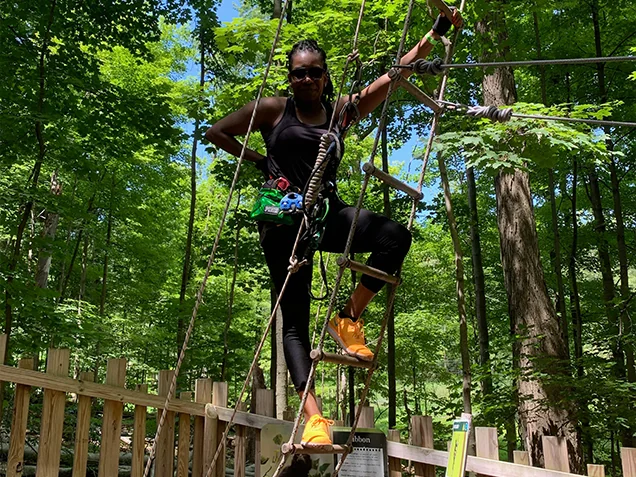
[280,192,303,214]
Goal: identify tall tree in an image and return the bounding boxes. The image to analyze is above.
[34,171,62,289]
[589,0,636,446]
[178,21,207,354]
[381,123,398,429]
[466,166,491,401]
[476,2,582,470]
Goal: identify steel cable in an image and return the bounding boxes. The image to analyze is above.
[404,55,636,75]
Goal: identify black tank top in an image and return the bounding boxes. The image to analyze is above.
[260,97,334,189]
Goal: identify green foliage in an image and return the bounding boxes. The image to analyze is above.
[1,0,636,470]
[433,103,611,172]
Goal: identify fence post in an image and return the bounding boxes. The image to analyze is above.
[72,371,94,477]
[622,447,636,477]
[475,427,499,460]
[7,358,35,477]
[587,464,605,477]
[36,348,70,477]
[98,358,127,477]
[156,370,176,477]
[193,378,212,477]
[234,402,248,477]
[476,427,499,477]
[213,382,229,477]
[410,416,435,477]
[255,389,275,477]
[356,405,374,428]
[388,429,401,477]
[513,450,530,466]
[177,392,193,477]
[542,436,570,473]
[131,384,149,477]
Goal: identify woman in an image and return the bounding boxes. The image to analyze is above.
[206,9,462,447]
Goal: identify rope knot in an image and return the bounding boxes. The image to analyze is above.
[288,257,307,273]
[347,49,360,62]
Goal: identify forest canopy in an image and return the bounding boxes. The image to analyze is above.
[1,0,635,473]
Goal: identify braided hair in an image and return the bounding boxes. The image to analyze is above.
[287,39,334,104]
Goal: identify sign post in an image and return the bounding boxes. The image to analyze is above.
[445,413,472,477]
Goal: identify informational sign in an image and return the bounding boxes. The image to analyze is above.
[332,427,388,477]
[445,414,472,477]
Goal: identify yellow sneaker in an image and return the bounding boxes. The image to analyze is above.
[301,414,334,447]
[327,313,374,361]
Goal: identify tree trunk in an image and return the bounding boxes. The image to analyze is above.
[1,4,57,424]
[273,0,282,19]
[565,161,592,464]
[478,6,581,471]
[438,153,472,418]
[495,170,580,471]
[221,198,241,382]
[381,123,397,430]
[35,171,62,289]
[547,170,569,356]
[99,182,114,318]
[533,10,568,350]
[4,0,57,358]
[566,162,583,379]
[586,170,625,379]
[58,178,103,300]
[590,1,635,446]
[532,12,547,105]
[609,158,636,385]
[274,301,287,419]
[177,30,205,354]
[348,259,356,425]
[466,167,492,401]
[78,235,89,310]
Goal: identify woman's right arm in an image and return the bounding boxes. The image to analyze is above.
[204,97,284,163]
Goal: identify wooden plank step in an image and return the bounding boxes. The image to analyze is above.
[362,162,423,200]
[281,443,350,455]
[388,69,442,112]
[310,349,376,369]
[336,256,400,285]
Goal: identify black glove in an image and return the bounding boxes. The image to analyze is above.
[432,9,454,36]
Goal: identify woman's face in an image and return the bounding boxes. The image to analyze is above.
[288,50,327,103]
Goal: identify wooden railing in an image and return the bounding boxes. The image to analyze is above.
[385,413,636,477]
[0,346,635,477]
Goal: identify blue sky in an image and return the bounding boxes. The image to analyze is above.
[217,0,239,22]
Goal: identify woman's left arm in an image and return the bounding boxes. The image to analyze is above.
[337,9,463,121]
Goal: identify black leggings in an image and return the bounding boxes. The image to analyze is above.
[259,198,412,392]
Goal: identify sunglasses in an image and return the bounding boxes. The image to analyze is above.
[289,67,326,81]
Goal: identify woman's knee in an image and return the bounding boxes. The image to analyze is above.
[382,220,412,257]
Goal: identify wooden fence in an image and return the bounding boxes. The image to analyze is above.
[0,346,634,477]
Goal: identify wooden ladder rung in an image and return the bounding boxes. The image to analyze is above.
[310,349,376,369]
[362,162,423,200]
[388,69,442,112]
[281,443,350,455]
[336,256,400,285]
